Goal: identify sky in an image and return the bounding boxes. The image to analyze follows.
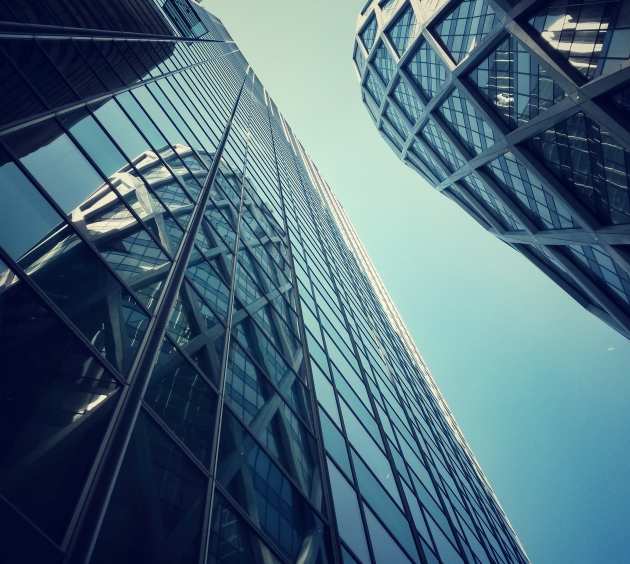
[206,2,630,562]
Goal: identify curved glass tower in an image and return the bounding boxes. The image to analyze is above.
[0,1,526,563]
[354,0,630,339]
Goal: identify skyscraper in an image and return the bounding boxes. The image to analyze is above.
[0,1,527,563]
[354,0,630,339]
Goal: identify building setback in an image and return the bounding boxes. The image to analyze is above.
[355,0,630,339]
[0,1,526,563]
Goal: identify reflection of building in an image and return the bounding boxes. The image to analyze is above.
[0,1,527,564]
[355,0,630,338]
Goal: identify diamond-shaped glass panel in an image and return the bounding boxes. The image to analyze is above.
[469,35,566,128]
[421,120,466,171]
[384,103,409,138]
[381,121,404,150]
[461,172,524,230]
[365,70,385,105]
[433,0,498,64]
[386,4,419,57]
[373,41,396,85]
[410,139,449,182]
[354,43,367,74]
[360,15,378,51]
[392,78,424,123]
[529,111,630,226]
[485,152,577,230]
[439,87,495,155]
[568,245,630,304]
[405,40,448,100]
[529,0,630,80]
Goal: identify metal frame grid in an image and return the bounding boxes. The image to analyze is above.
[355,0,630,339]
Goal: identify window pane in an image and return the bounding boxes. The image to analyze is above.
[92,412,206,564]
[327,458,371,564]
[0,269,119,544]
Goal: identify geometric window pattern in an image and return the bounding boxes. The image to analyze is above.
[485,152,577,229]
[386,4,419,57]
[529,111,630,226]
[356,0,630,338]
[439,87,495,155]
[433,0,498,64]
[366,70,386,106]
[405,40,448,100]
[410,139,449,181]
[568,245,630,304]
[354,45,367,74]
[373,41,396,85]
[385,102,410,139]
[381,120,405,149]
[361,15,379,50]
[461,171,523,230]
[469,35,566,129]
[421,119,466,172]
[0,3,540,563]
[529,0,630,80]
[392,78,424,123]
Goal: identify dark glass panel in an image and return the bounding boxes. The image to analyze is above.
[208,494,282,564]
[0,153,64,259]
[0,498,63,564]
[0,47,46,127]
[1,39,76,110]
[0,267,119,543]
[92,412,206,564]
[326,458,371,564]
[529,111,630,225]
[146,338,218,466]
[217,410,328,562]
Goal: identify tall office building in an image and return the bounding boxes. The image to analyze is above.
[355,0,630,338]
[0,1,527,563]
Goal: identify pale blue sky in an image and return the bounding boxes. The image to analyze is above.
[207,2,630,562]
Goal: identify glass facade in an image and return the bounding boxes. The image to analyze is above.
[356,0,630,340]
[0,1,527,563]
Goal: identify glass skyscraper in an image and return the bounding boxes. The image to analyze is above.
[0,1,526,563]
[355,0,630,339]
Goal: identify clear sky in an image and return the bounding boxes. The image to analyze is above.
[206,2,630,562]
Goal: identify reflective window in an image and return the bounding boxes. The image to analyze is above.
[217,410,327,562]
[146,339,218,466]
[0,156,64,259]
[208,494,282,564]
[92,413,206,564]
[529,0,630,80]
[360,15,378,51]
[0,270,119,544]
[386,4,419,57]
[529,111,630,225]
[433,0,498,64]
[420,120,466,172]
[327,459,371,564]
[410,140,449,182]
[485,151,577,229]
[373,42,396,86]
[461,172,524,230]
[469,35,566,128]
[365,70,386,106]
[385,103,410,139]
[365,506,415,563]
[568,244,630,304]
[392,78,424,123]
[439,87,495,155]
[405,41,448,100]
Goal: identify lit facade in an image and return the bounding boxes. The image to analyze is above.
[0,1,526,563]
[355,0,630,339]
